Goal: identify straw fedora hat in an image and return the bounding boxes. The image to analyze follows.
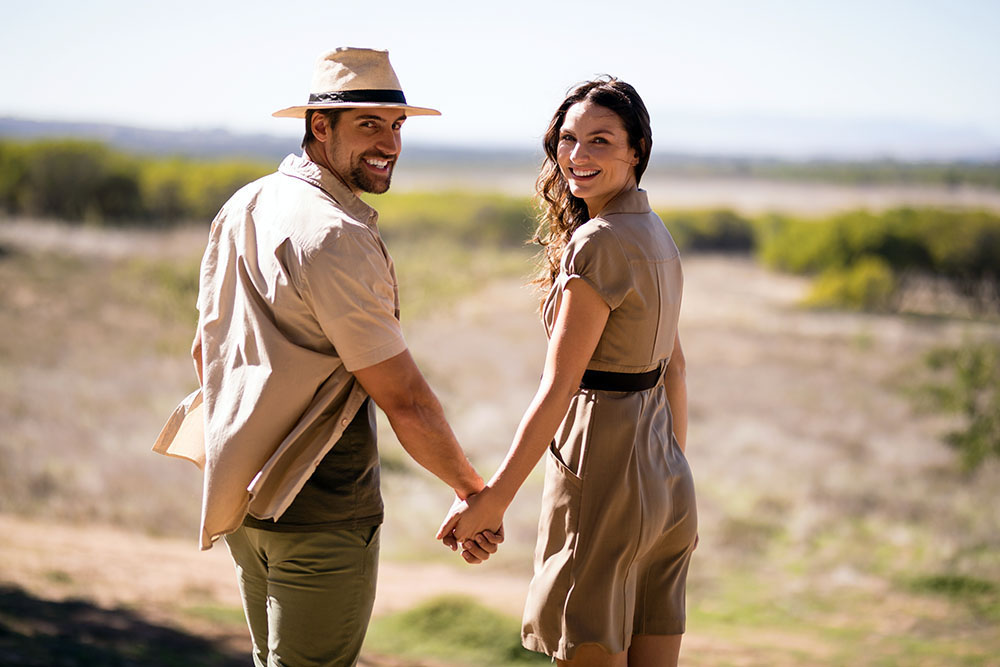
[272,47,440,118]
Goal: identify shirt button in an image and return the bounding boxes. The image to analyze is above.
[341,419,349,426]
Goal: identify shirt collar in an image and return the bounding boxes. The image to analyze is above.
[278,153,378,226]
[600,188,652,216]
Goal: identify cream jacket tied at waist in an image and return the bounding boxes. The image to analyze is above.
[153,153,407,550]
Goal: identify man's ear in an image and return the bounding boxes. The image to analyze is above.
[310,112,331,143]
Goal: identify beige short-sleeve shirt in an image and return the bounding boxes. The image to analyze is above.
[543,188,683,373]
[154,153,407,549]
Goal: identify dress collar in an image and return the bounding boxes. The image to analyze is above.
[598,188,652,217]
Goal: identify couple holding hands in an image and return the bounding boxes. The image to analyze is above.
[155,47,696,667]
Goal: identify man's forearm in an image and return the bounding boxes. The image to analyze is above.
[352,349,484,499]
[384,392,484,499]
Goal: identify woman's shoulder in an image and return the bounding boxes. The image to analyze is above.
[574,208,679,265]
[568,216,619,248]
[561,218,629,277]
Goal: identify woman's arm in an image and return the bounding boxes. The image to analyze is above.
[437,278,610,543]
[664,333,688,452]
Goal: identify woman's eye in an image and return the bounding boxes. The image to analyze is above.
[559,135,574,142]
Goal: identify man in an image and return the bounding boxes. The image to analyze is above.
[154,47,500,666]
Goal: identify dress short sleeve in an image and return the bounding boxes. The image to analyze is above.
[302,228,406,372]
[560,222,633,309]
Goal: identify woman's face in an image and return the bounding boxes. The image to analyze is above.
[556,101,638,216]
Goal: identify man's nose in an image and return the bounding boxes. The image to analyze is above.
[376,129,401,156]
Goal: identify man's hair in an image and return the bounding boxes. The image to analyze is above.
[302,109,344,148]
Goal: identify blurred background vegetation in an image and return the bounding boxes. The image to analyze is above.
[1,136,998,665]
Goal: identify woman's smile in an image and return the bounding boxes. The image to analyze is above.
[568,167,600,179]
[556,101,638,216]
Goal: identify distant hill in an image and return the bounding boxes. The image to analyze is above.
[2,117,998,191]
[0,117,540,167]
[0,117,301,162]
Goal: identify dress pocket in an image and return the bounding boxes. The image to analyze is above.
[547,441,583,486]
[536,441,584,566]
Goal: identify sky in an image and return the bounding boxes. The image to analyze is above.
[2,0,999,158]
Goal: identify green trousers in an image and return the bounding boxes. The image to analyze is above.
[224,524,380,667]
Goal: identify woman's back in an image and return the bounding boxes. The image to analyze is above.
[543,189,682,373]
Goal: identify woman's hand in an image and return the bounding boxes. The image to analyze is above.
[437,487,506,545]
[458,526,505,564]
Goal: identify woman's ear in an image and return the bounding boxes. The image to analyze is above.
[633,138,646,165]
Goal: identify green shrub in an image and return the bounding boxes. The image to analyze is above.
[660,209,756,253]
[919,341,1000,471]
[758,208,1000,312]
[364,595,547,664]
[909,574,1000,621]
[910,574,997,598]
[370,190,534,247]
[803,256,897,311]
[756,214,840,273]
[0,138,270,224]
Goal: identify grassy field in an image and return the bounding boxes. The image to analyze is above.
[1,190,999,665]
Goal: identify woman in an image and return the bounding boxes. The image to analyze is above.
[438,77,697,666]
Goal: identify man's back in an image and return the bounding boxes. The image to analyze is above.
[197,153,405,546]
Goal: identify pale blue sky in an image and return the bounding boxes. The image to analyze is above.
[2,0,998,155]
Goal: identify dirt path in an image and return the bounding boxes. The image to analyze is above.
[0,513,530,664]
[0,511,531,616]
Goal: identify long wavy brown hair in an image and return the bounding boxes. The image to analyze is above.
[531,77,653,297]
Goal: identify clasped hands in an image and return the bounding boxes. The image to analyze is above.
[436,486,506,565]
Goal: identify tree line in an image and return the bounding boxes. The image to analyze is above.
[0,138,270,224]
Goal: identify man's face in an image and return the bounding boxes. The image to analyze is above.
[321,108,406,195]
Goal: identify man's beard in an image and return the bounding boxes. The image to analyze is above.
[348,157,394,194]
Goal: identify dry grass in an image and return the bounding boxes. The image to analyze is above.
[1,218,999,664]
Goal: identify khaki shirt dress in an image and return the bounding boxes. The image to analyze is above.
[521,189,698,660]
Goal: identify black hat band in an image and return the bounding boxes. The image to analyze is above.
[308,89,408,105]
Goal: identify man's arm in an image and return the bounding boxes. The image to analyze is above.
[352,349,484,500]
[192,330,204,386]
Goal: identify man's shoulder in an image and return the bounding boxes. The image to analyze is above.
[217,170,279,211]
[246,166,368,231]
[266,178,382,269]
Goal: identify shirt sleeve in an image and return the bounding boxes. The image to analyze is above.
[302,228,407,372]
[559,223,634,309]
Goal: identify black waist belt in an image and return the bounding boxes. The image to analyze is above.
[580,367,661,392]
